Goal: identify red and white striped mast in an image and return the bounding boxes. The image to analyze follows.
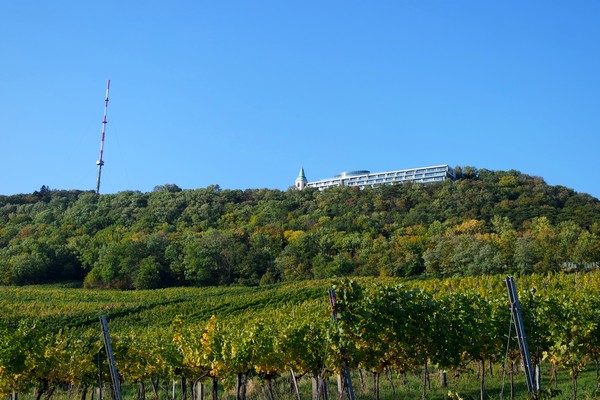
[95,80,110,194]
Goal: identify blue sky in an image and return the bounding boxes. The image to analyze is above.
[1,1,599,198]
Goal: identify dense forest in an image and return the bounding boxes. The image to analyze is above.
[0,167,599,289]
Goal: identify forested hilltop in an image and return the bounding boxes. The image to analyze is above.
[1,167,598,289]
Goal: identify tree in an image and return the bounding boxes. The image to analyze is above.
[572,230,600,269]
[134,256,163,289]
[153,184,182,193]
[182,229,247,286]
[530,217,561,272]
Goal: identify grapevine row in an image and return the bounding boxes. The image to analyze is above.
[1,272,599,399]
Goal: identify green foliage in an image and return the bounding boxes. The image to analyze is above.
[0,168,599,288]
[2,273,600,399]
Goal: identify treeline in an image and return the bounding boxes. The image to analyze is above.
[0,167,599,289]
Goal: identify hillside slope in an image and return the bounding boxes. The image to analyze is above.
[0,167,598,288]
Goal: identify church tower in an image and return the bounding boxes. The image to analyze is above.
[295,167,308,190]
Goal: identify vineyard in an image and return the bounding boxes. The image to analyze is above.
[1,272,599,400]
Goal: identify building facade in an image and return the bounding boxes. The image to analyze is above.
[296,164,455,190]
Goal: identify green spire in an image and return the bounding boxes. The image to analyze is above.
[296,167,307,183]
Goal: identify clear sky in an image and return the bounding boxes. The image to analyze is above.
[1,1,599,198]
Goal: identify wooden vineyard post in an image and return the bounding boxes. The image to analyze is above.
[328,289,355,400]
[97,351,103,400]
[504,276,537,396]
[211,377,218,400]
[99,315,123,400]
[196,380,204,400]
[290,369,301,400]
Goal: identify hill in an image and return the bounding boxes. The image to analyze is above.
[0,167,598,288]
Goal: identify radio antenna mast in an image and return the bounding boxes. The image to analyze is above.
[95,80,110,194]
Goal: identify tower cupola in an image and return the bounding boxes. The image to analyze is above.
[295,167,308,190]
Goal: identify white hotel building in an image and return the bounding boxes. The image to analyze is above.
[295,164,455,190]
